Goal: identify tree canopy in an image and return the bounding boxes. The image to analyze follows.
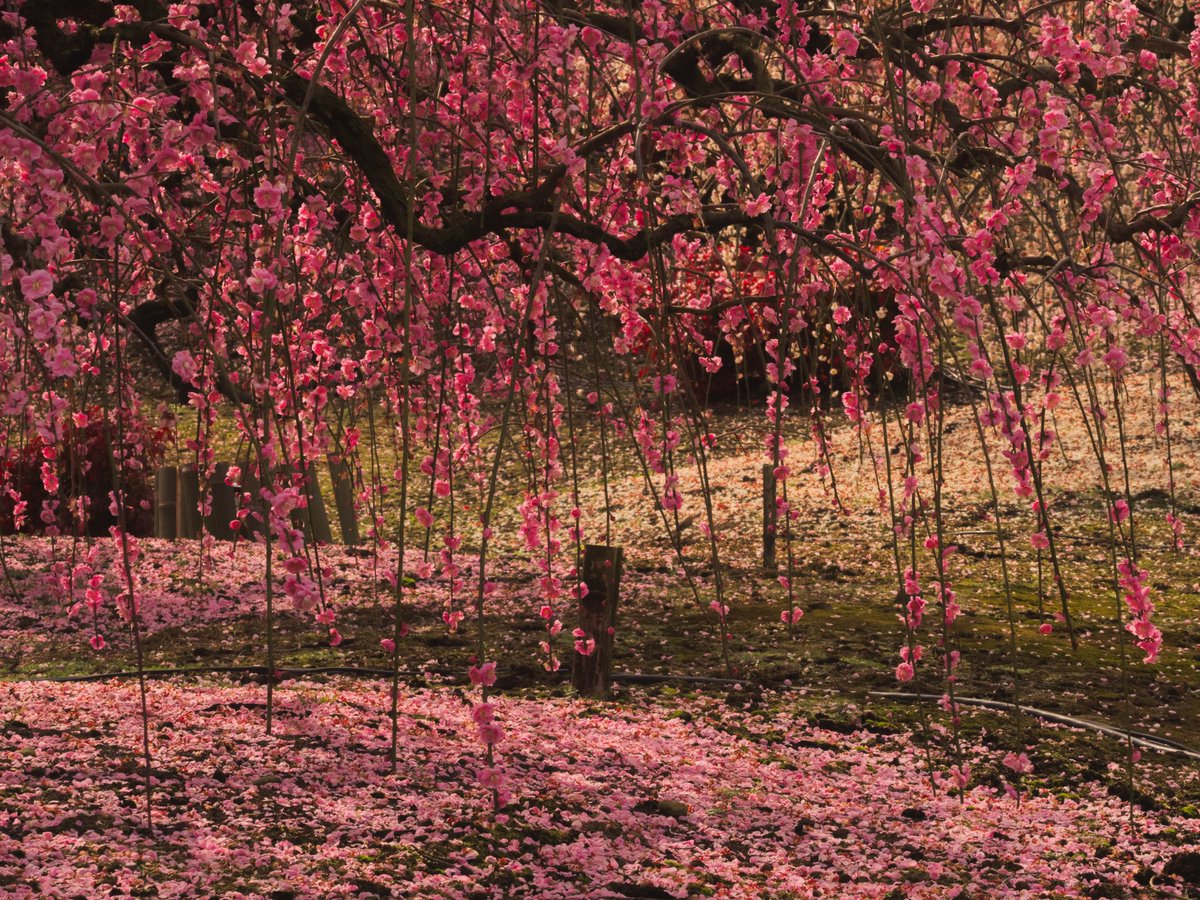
[1,0,1198,820]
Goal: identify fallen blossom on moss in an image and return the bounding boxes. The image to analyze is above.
[0,677,1194,898]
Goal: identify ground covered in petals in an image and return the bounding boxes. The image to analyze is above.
[3,391,1200,898]
[2,676,1197,899]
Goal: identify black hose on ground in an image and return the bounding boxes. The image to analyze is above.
[33,666,765,687]
[34,664,424,683]
[12,665,1199,761]
[869,690,1200,762]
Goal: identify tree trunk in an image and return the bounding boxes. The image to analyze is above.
[205,463,237,541]
[292,462,333,545]
[154,466,177,539]
[177,464,201,538]
[327,455,360,545]
[762,464,777,571]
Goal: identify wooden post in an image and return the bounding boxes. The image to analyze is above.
[154,466,178,539]
[327,454,360,545]
[292,462,333,545]
[205,462,237,541]
[572,544,623,697]
[177,464,201,539]
[762,463,777,570]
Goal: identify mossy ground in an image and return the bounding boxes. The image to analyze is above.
[9,398,1200,823]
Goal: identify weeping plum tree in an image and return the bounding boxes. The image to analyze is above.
[0,0,1195,811]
